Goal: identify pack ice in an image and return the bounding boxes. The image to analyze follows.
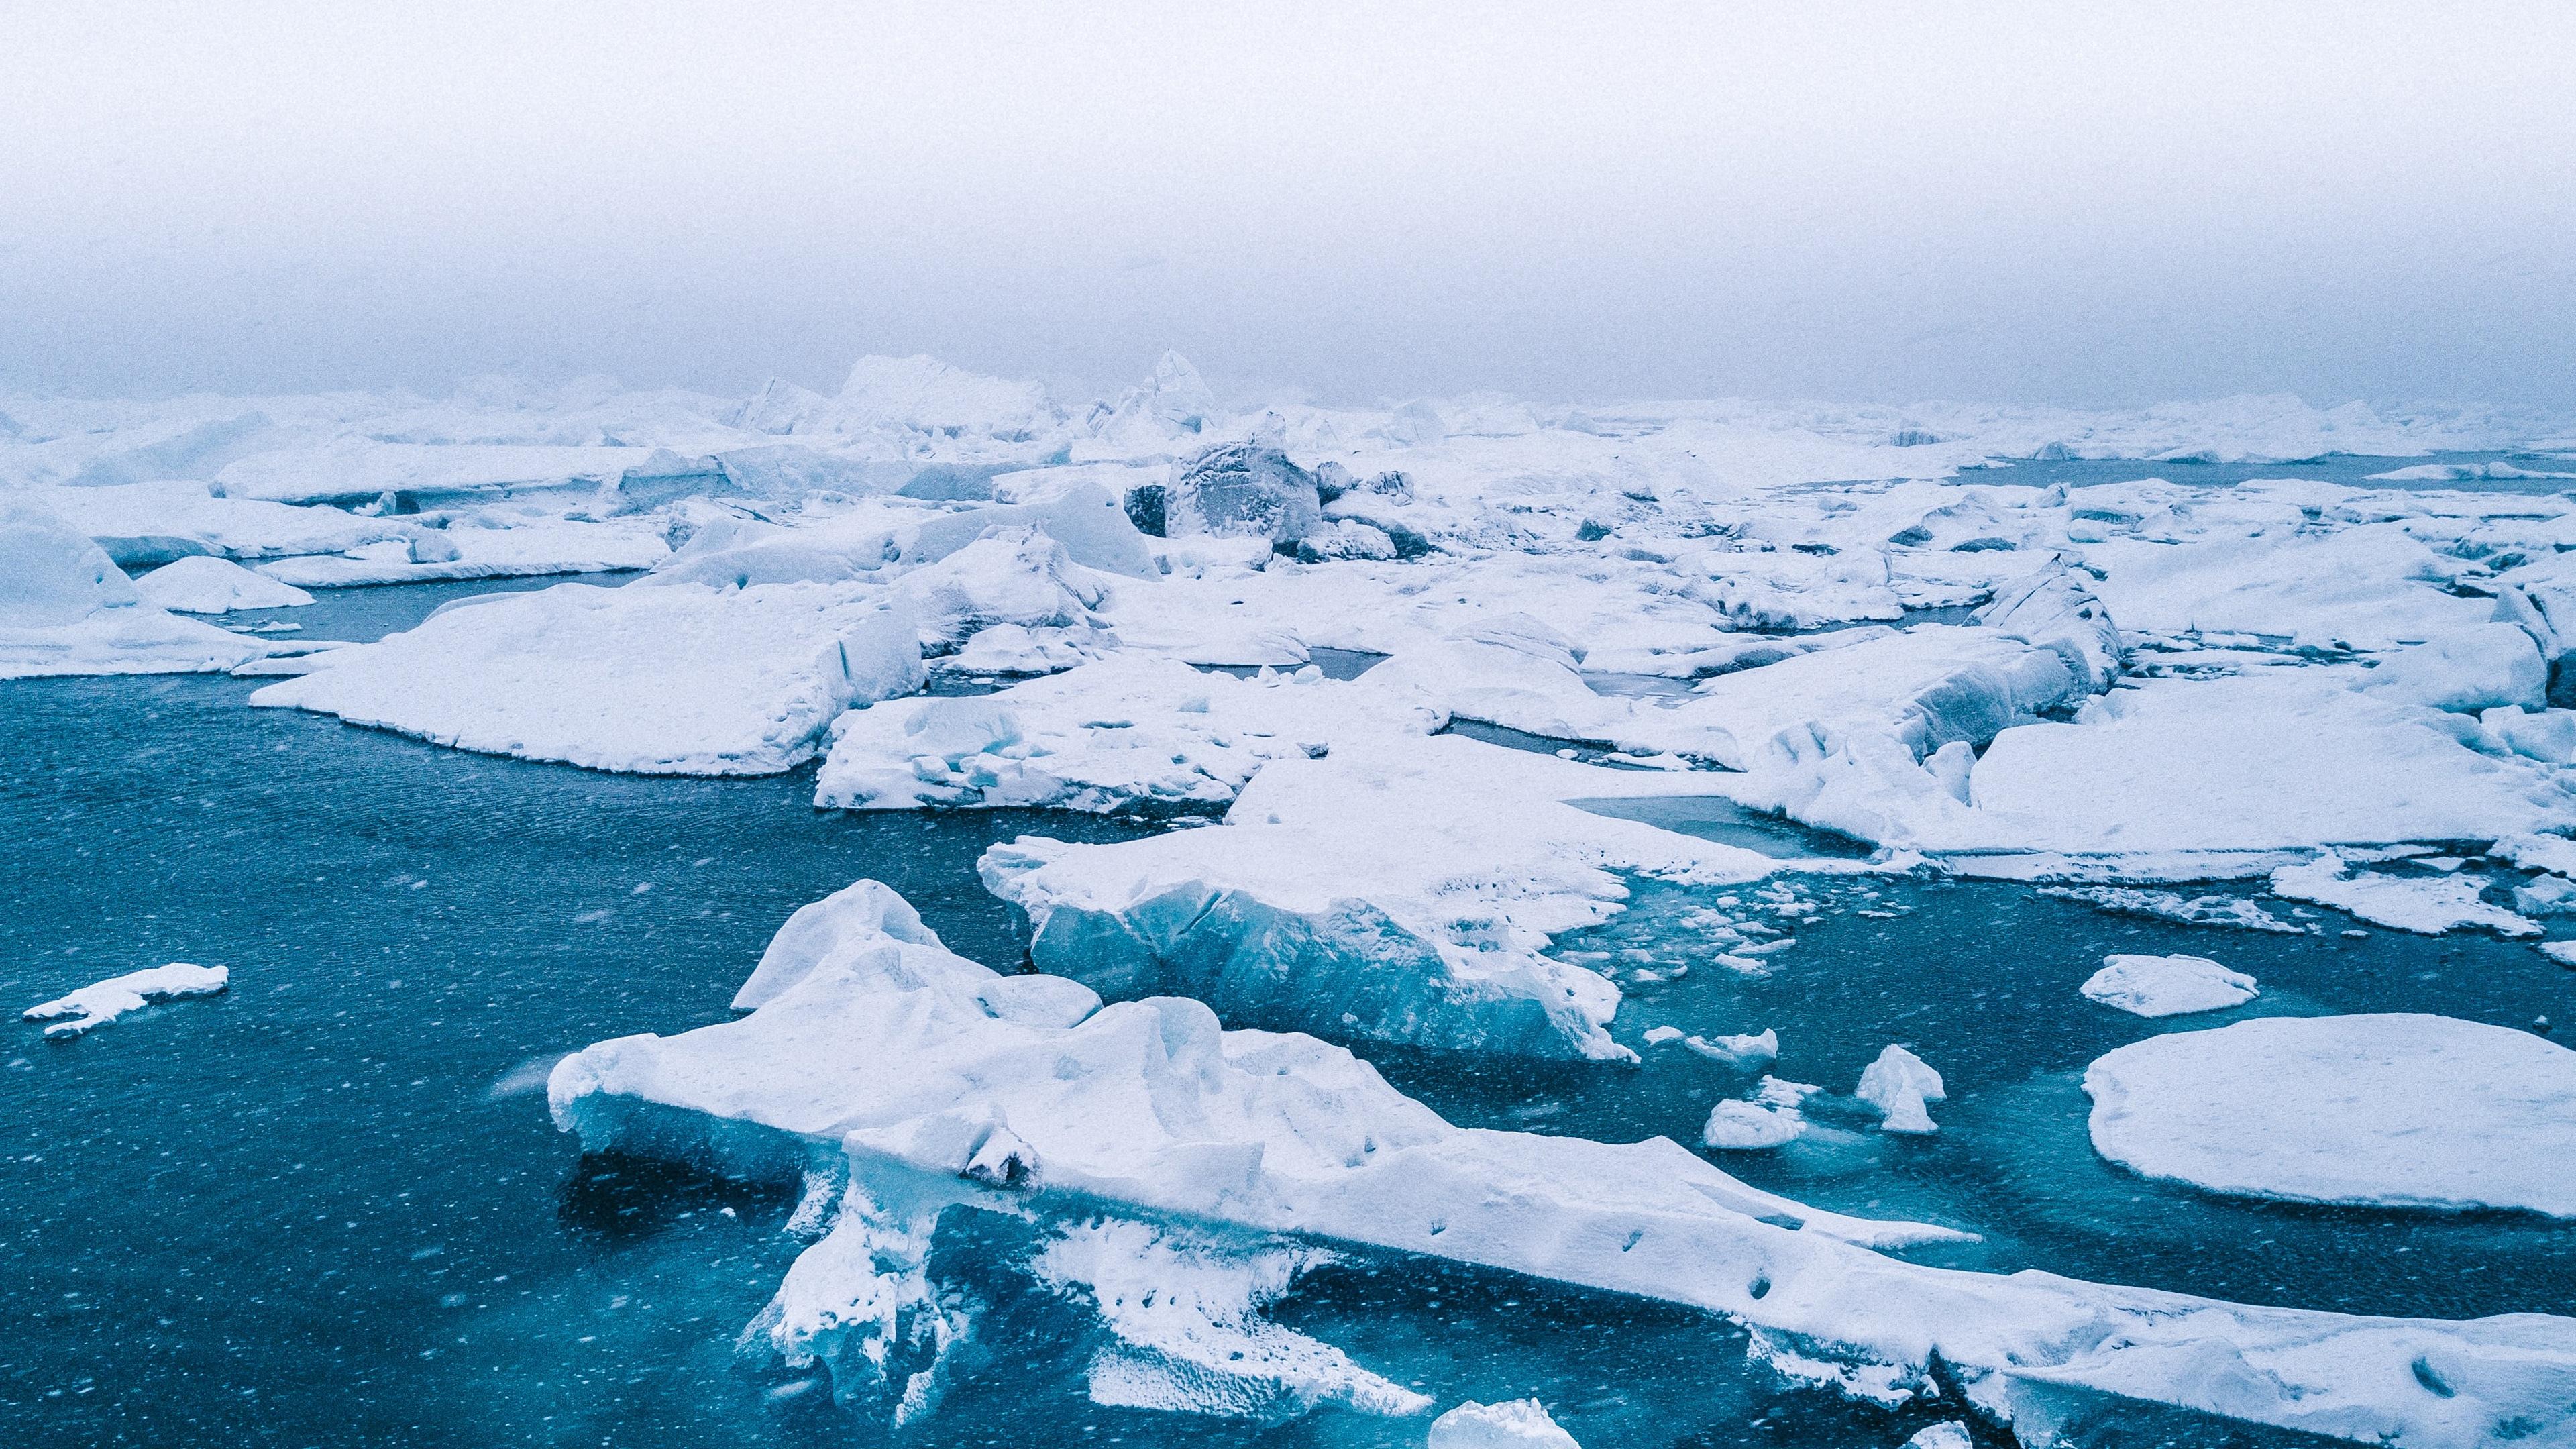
[2085,1014,2576,1217]
[551,878,2576,1445]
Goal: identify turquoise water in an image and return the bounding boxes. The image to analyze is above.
[2,582,2555,1448]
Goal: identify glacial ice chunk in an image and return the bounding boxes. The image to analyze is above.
[2080,955,2259,1018]
[24,963,229,1039]
[1856,1045,1944,1134]
[2355,624,2546,714]
[2084,1013,2576,1216]
[1428,1398,1582,1448]
[1152,442,1324,546]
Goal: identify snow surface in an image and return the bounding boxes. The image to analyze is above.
[23,963,229,1039]
[251,581,922,774]
[0,498,265,678]
[1428,1399,1582,1448]
[2080,955,2259,1018]
[551,879,2576,1446]
[2085,1014,2576,1216]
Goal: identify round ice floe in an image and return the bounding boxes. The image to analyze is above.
[2079,953,2257,1018]
[2084,1013,2576,1216]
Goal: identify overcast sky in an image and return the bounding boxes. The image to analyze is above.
[5,0,2572,408]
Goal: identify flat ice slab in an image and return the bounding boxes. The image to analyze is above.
[2269,854,2540,936]
[2085,1013,2576,1216]
[250,581,923,775]
[2080,954,2258,1018]
[24,963,229,1039]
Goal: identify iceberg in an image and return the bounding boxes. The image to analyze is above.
[2084,1014,2576,1216]
[0,498,265,678]
[1854,1045,1945,1134]
[551,879,2576,1446]
[977,733,1790,1060]
[251,580,922,775]
[2080,954,2259,1018]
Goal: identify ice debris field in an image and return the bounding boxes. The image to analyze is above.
[7,358,2576,1448]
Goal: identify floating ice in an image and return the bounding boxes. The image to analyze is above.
[1900,1424,1972,1449]
[1428,1398,1582,1448]
[133,555,314,613]
[2084,1014,2576,1216]
[252,581,922,775]
[2269,853,2540,936]
[978,733,1788,1059]
[2038,885,2310,934]
[1854,1045,1944,1134]
[24,963,229,1039]
[1682,1028,1780,1066]
[1702,1078,1819,1151]
[0,498,265,678]
[2080,954,2259,1018]
[2353,624,2546,714]
[552,879,2576,1444]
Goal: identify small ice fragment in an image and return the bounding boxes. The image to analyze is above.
[1428,1398,1582,1448]
[1701,1076,1818,1151]
[2544,941,2576,967]
[24,963,229,1039]
[1642,1026,1684,1046]
[1856,1044,1944,1134]
[1682,1028,1779,1066]
[2080,955,2257,1018]
[2269,853,2537,937]
[1902,1425,1972,1449]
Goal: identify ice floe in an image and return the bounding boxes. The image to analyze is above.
[23,963,229,1039]
[251,581,922,774]
[2084,1014,2576,1216]
[2269,854,2541,936]
[551,878,2576,1445]
[977,734,1794,1059]
[2080,954,2259,1018]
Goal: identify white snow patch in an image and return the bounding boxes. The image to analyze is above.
[2268,854,2540,936]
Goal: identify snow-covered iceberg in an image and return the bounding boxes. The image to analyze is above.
[551,879,2576,1446]
[978,733,1790,1060]
[251,580,922,774]
[2080,954,2259,1018]
[0,498,266,678]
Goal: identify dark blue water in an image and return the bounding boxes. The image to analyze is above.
[1960,451,2576,498]
[1,583,2539,1448]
